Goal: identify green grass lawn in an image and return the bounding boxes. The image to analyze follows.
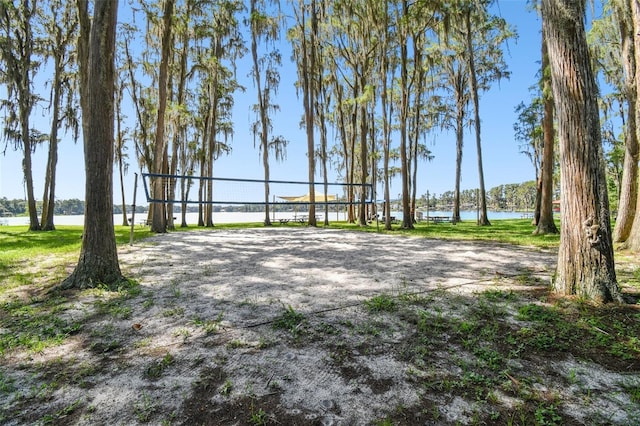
[330,218,561,249]
[0,225,152,292]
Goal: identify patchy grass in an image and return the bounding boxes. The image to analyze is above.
[364,294,398,313]
[272,305,306,337]
[329,218,561,249]
[373,287,640,425]
[0,296,82,355]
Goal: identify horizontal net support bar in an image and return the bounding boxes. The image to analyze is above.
[141,173,374,206]
[142,199,373,206]
[143,173,372,187]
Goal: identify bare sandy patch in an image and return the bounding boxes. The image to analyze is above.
[2,227,639,425]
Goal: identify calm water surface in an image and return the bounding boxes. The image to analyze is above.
[1,210,530,227]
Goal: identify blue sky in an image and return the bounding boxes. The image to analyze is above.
[1,0,544,205]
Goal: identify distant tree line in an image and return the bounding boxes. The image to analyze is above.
[423,181,539,212]
[0,198,144,216]
[1,180,539,217]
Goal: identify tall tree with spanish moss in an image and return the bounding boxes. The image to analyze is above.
[249,0,286,226]
[0,0,41,231]
[149,0,175,233]
[40,0,79,231]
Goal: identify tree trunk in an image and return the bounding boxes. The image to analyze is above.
[409,37,425,225]
[382,53,393,231]
[118,151,127,227]
[21,111,40,231]
[151,0,174,234]
[542,0,621,302]
[358,94,368,227]
[453,89,464,224]
[262,137,271,227]
[42,53,63,231]
[348,101,356,224]
[613,0,638,243]
[465,10,490,226]
[249,3,268,226]
[535,25,559,235]
[62,0,122,289]
[305,14,317,228]
[206,94,215,228]
[399,1,412,230]
[532,176,542,226]
[115,79,129,227]
[625,0,640,251]
[320,85,330,226]
[41,131,58,231]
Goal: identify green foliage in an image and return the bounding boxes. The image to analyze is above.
[272,305,305,336]
[38,399,82,425]
[0,198,143,217]
[0,225,151,293]
[364,294,397,313]
[516,303,561,323]
[249,405,268,426]
[91,280,141,320]
[0,297,82,355]
[481,289,518,301]
[534,403,562,426]
[144,353,175,380]
[220,379,233,396]
[133,392,156,423]
[192,312,224,335]
[329,219,561,249]
[621,380,640,403]
[0,369,16,394]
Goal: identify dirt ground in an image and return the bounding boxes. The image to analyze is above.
[2,227,639,425]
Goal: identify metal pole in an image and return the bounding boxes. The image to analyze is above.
[129,173,138,245]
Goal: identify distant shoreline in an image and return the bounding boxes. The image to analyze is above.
[0,210,533,227]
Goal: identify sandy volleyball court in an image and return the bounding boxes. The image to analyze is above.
[4,227,639,425]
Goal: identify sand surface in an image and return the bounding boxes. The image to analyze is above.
[5,227,639,425]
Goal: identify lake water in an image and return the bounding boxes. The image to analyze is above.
[0,210,530,227]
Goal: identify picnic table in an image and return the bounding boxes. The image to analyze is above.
[274,215,321,224]
[381,216,398,224]
[427,216,452,224]
[131,217,176,227]
[297,215,321,223]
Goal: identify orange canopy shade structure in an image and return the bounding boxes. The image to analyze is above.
[278,193,337,203]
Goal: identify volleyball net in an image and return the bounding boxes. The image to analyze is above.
[140,173,374,207]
